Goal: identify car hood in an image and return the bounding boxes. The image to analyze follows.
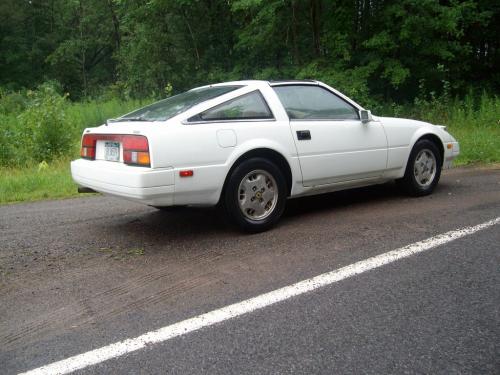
[375,116,456,143]
[375,116,434,128]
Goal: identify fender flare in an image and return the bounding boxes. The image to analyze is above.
[401,128,446,173]
[216,139,302,202]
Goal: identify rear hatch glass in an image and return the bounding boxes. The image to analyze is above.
[112,85,243,122]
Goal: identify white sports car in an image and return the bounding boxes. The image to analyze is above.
[71,80,459,232]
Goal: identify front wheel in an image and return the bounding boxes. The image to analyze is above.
[397,139,442,196]
[223,158,287,233]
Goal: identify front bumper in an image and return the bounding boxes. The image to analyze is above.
[71,159,175,206]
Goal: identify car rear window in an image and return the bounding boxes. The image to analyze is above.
[188,91,273,122]
[119,85,243,122]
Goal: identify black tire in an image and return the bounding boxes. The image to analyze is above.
[223,157,287,233]
[397,139,442,196]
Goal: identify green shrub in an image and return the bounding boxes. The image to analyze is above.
[0,81,153,167]
[17,83,73,163]
[0,89,28,115]
[0,115,15,165]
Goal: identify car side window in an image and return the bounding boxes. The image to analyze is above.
[188,91,273,122]
[273,85,359,120]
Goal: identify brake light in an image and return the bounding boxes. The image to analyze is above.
[81,134,96,160]
[122,135,150,167]
[80,134,150,167]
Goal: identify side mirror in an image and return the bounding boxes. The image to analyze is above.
[359,109,373,124]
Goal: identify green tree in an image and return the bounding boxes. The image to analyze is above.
[1,0,498,101]
[45,0,118,98]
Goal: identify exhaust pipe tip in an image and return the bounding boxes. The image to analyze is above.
[78,186,97,194]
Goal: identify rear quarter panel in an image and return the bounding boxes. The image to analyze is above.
[145,117,301,205]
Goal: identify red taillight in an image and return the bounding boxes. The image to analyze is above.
[80,145,96,159]
[122,135,150,167]
[122,136,148,151]
[81,134,97,160]
[123,150,150,166]
[80,134,150,167]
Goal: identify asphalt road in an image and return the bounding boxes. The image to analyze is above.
[1,166,499,374]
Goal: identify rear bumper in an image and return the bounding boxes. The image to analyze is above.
[443,141,460,169]
[71,159,175,206]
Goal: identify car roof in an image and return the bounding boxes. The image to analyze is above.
[188,79,365,112]
[193,80,319,90]
[268,79,319,86]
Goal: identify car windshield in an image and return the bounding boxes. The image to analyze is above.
[116,85,243,122]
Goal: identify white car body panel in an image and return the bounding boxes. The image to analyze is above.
[289,118,388,186]
[71,80,459,207]
[378,116,459,178]
[71,160,175,205]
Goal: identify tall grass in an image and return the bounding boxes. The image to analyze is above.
[0,159,80,204]
[377,93,500,165]
[0,90,151,167]
[67,98,150,130]
[64,98,151,159]
[0,90,153,203]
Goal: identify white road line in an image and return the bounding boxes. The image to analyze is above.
[20,217,500,375]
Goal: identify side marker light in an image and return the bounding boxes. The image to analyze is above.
[180,170,194,177]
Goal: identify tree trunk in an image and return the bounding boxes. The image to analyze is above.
[79,0,87,97]
[182,9,200,66]
[107,0,121,50]
[310,0,321,56]
[291,0,300,65]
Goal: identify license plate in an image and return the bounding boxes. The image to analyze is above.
[104,141,120,162]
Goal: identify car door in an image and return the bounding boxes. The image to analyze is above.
[272,84,388,187]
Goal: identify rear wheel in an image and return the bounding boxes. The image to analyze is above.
[224,157,287,232]
[398,139,442,196]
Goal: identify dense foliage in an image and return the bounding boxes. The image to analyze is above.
[1,0,498,103]
[0,0,499,171]
[0,86,150,166]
